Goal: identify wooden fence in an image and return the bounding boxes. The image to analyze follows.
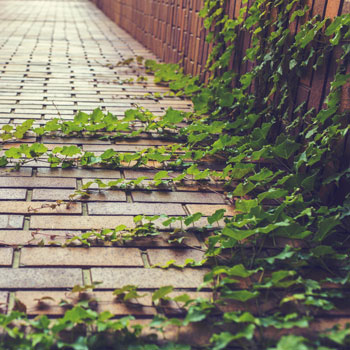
[91,0,349,112]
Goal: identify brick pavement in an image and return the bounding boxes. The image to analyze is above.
[0,0,231,322]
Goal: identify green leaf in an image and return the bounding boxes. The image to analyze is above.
[222,290,259,302]
[219,92,234,107]
[29,143,48,157]
[258,188,288,202]
[268,335,308,350]
[232,181,255,196]
[207,209,226,224]
[273,138,301,159]
[0,156,8,167]
[101,149,116,160]
[5,147,22,159]
[211,325,255,350]
[62,306,95,323]
[184,212,202,226]
[163,108,184,124]
[323,327,350,345]
[314,216,340,241]
[265,245,295,264]
[60,145,81,157]
[154,170,169,181]
[240,72,253,89]
[235,199,258,213]
[152,286,173,302]
[2,125,13,133]
[227,264,256,278]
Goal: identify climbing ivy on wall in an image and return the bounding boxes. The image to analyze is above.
[0,0,350,349]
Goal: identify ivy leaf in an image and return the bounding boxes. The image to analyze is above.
[60,145,81,157]
[223,311,257,323]
[5,147,22,159]
[268,335,308,350]
[325,16,343,36]
[163,108,184,124]
[2,125,13,133]
[240,72,253,89]
[235,199,258,213]
[227,264,256,278]
[257,188,288,202]
[222,290,259,302]
[273,138,301,159]
[152,286,173,302]
[0,156,8,167]
[211,325,256,350]
[90,108,104,123]
[219,92,234,107]
[29,143,48,157]
[265,245,295,264]
[74,111,90,124]
[184,212,202,226]
[153,170,169,181]
[331,73,350,89]
[101,149,116,160]
[193,88,211,112]
[314,216,340,241]
[62,306,95,323]
[248,168,273,182]
[322,327,350,345]
[183,305,208,325]
[207,209,226,224]
[232,181,255,196]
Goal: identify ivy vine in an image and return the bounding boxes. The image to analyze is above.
[0,0,350,349]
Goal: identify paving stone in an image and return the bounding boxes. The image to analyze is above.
[145,216,225,230]
[186,204,236,216]
[37,168,121,179]
[122,232,201,248]
[83,144,150,152]
[30,215,135,230]
[0,268,83,288]
[81,178,171,191]
[42,137,111,145]
[0,215,24,229]
[0,292,8,313]
[0,248,13,265]
[88,202,186,216]
[0,201,81,214]
[0,230,81,246]
[0,189,27,200]
[128,319,213,346]
[0,168,32,177]
[0,177,76,188]
[132,191,226,204]
[91,268,210,288]
[147,249,205,266]
[124,169,181,179]
[161,291,212,315]
[175,182,226,192]
[15,291,155,316]
[21,247,143,266]
[32,189,126,202]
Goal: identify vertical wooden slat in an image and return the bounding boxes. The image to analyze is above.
[93,0,344,113]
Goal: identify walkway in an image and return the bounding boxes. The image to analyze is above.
[0,0,229,337]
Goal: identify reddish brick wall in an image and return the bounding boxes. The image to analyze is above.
[91,0,349,112]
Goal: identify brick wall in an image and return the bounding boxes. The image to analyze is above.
[91,0,349,113]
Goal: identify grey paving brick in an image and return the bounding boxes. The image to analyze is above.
[132,191,226,204]
[91,267,209,288]
[0,268,83,288]
[88,202,186,215]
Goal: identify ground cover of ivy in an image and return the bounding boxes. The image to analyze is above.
[0,0,350,349]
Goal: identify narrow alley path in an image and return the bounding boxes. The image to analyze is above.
[0,0,230,334]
